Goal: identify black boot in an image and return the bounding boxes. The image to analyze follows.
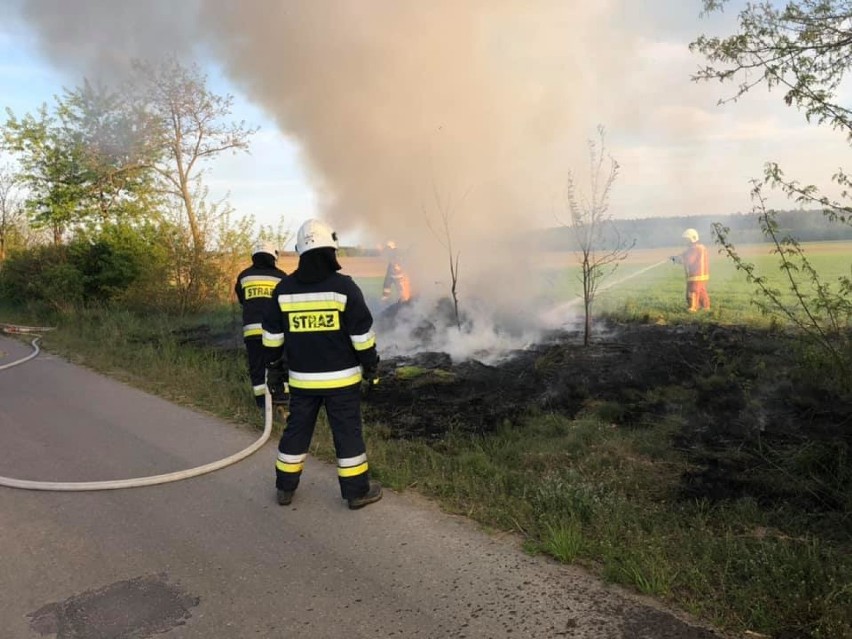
[347,480,382,510]
[277,489,294,506]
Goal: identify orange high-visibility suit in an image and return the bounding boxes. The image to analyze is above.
[681,242,710,312]
[382,260,412,303]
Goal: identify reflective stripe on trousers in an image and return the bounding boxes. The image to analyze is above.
[275,389,370,500]
[244,338,269,408]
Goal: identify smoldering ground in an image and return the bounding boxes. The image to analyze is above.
[168,311,852,519]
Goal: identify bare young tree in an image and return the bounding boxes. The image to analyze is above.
[424,180,467,329]
[562,126,633,346]
[0,165,25,261]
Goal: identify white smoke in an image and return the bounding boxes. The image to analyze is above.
[7,0,649,358]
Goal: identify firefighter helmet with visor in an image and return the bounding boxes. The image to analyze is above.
[682,228,699,243]
[252,241,279,259]
[296,218,339,256]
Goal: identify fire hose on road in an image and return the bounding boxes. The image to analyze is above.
[0,323,272,492]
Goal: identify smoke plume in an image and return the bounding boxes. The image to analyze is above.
[197,1,634,309]
[10,0,641,349]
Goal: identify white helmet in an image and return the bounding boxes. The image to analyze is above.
[682,228,699,243]
[385,240,397,250]
[296,218,338,255]
[252,241,278,259]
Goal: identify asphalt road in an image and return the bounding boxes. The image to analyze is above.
[0,334,721,639]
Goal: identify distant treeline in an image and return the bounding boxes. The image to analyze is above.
[535,210,852,251]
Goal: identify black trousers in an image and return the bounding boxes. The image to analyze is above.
[244,338,268,408]
[275,389,371,500]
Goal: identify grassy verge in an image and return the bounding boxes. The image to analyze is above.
[3,302,850,638]
[3,304,266,431]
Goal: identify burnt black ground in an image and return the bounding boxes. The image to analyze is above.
[178,313,851,526]
[365,318,851,521]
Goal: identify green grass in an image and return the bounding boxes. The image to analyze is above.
[4,305,267,432]
[357,276,386,301]
[539,242,851,327]
[2,242,850,638]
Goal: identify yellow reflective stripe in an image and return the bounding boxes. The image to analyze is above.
[244,323,263,337]
[350,330,375,352]
[289,367,360,381]
[276,452,306,474]
[280,292,347,303]
[338,462,369,478]
[288,367,361,389]
[338,453,367,467]
[289,377,362,389]
[352,336,375,351]
[280,300,346,312]
[241,277,281,287]
[278,292,347,313]
[687,275,709,282]
[276,459,304,473]
[252,384,266,396]
[262,330,284,347]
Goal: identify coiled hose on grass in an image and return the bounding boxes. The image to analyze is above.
[0,323,272,491]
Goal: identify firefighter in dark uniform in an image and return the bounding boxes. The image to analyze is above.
[262,219,382,510]
[235,241,287,409]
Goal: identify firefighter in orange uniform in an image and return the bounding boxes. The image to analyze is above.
[381,240,412,304]
[672,228,710,312]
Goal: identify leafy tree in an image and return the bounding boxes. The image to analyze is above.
[693,1,852,136]
[110,57,259,311]
[2,82,160,242]
[1,59,260,312]
[692,0,852,387]
[0,244,84,312]
[561,126,633,346]
[2,104,87,244]
[0,165,26,261]
[129,57,257,257]
[58,80,162,224]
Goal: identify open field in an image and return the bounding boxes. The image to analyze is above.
[297,241,851,325]
[536,241,852,326]
[337,241,850,336]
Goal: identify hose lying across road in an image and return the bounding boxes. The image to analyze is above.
[0,323,273,492]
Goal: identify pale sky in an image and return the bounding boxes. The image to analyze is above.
[0,1,848,249]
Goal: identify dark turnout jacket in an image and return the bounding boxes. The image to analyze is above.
[234,255,287,339]
[262,265,378,394]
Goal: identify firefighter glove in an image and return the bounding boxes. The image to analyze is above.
[361,356,380,396]
[266,358,288,397]
[361,376,379,396]
[362,355,379,382]
[271,382,290,406]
